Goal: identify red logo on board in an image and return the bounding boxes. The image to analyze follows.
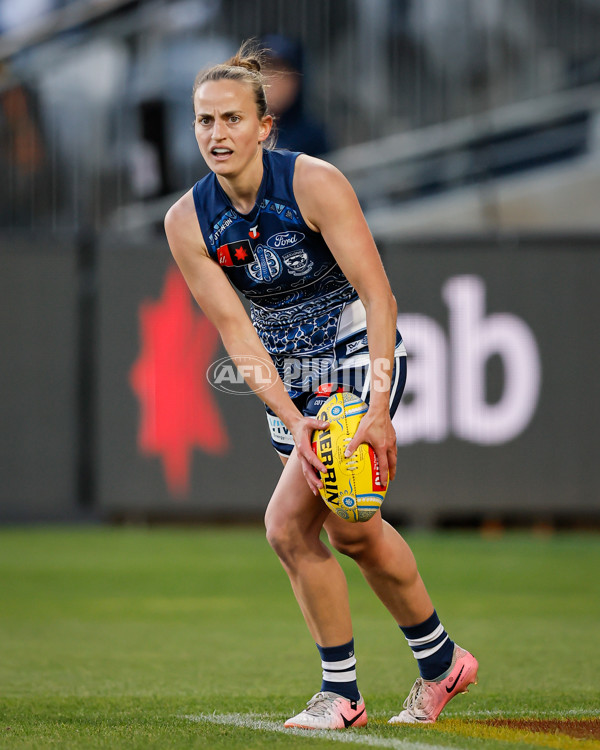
[130,266,229,497]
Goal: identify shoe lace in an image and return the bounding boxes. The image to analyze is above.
[403,678,431,720]
[304,692,336,717]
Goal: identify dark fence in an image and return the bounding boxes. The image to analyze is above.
[3,0,600,234]
[1,233,599,526]
[0,236,78,520]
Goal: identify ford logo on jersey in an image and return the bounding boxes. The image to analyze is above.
[267,231,305,250]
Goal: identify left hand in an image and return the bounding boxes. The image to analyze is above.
[344,407,397,486]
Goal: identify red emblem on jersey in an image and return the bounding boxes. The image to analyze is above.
[249,225,259,239]
[315,383,344,397]
[130,266,229,497]
[217,239,253,266]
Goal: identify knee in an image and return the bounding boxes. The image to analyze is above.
[264,509,308,569]
[265,512,292,559]
[326,528,370,561]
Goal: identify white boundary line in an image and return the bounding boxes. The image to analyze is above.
[184,713,448,749]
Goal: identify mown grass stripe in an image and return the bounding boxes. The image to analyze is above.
[186,713,448,749]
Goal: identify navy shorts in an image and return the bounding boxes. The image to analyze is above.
[265,354,407,456]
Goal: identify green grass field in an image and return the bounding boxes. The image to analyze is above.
[0,526,598,749]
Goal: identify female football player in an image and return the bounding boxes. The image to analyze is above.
[165,40,477,729]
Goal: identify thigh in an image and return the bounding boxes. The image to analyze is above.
[323,506,385,547]
[274,451,386,547]
[265,448,331,537]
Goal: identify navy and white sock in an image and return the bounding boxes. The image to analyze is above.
[400,610,455,681]
[316,638,360,701]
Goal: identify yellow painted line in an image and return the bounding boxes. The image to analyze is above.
[432,719,600,749]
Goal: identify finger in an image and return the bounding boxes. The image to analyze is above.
[307,417,329,431]
[299,446,327,474]
[300,444,327,478]
[344,431,364,458]
[388,447,397,482]
[310,476,322,496]
[307,449,327,475]
[302,460,323,494]
[376,449,389,488]
[304,434,328,474]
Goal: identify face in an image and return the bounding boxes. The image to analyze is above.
[194,79,272,178]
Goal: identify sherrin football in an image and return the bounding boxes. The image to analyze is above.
[311,391,388,522]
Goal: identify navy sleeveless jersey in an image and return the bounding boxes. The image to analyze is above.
[192,149,367,360]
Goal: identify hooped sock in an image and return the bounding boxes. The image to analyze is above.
[316,638,360,702]
[400,610,455,681]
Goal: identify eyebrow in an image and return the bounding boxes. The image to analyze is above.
[195,110,242,118]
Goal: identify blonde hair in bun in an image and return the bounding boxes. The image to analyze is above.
[193,39,270,122]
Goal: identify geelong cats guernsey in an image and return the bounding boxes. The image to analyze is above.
[192,149,371,359]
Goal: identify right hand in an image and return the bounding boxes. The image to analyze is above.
[291,416,330,495]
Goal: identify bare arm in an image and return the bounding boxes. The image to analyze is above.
[164,191,327,492]
[294,155,398,483]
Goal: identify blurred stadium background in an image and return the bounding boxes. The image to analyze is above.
[2,0,600,528]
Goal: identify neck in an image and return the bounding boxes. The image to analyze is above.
[216,148,264,214]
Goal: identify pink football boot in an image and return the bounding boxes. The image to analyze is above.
[285,691,368,730]
[388,645,478,724]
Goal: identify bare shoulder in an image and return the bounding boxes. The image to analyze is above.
[164,188,195,230]
[293,154,361,230]
[294,153,350,192]
[164,189,207,257]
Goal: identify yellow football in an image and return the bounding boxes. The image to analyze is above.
[311,391,388,522]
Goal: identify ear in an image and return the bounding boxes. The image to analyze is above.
[258,115,273,143]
